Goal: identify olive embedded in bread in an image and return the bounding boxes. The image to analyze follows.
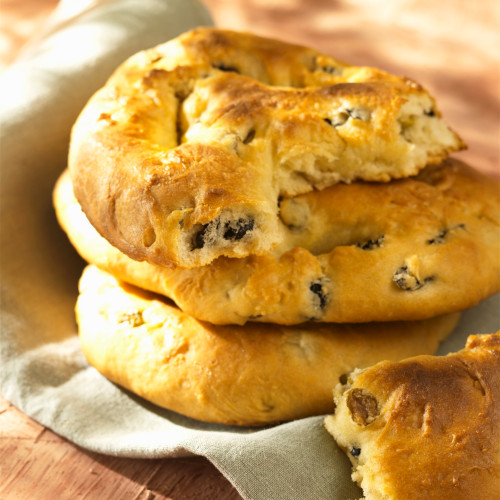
[75,265,460,426]
[68,27,465,268]
[324,333,500,499]
[55,158,500,325]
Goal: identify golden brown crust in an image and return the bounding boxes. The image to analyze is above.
[76,265,459,426]
[325,333,500,499]
[68,27,464,268]
[55,158,500,325]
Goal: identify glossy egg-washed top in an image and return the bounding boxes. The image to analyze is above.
[325,333,500,499]
[55,158,500,325]
[68,27,464,268]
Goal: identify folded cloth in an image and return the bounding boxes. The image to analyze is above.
[0,1,498,499]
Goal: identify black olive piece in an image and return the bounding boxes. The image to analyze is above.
[193,223,210,250]
[192,217,254,250]
[212,62,240,73]
[324,112,349,127]
[394,265,421,290]
[243,129,256,144]
[310,280,328,310]
[320,65,342,75]
[356,235,384,250]
[427,224,467,245]
[424,109,436,117]
[223,218,254,241]
[346,108,370,121]
[350,447,361,458]
[393,266,434,291]
[427,229,448,245]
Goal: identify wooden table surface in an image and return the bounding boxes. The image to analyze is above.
[0,396,240,500]
[1,1,498,499]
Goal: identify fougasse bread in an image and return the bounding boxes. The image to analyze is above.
[75,265,460,426]
[68,27,464,268]
[325,333,500,499]
[55,158,500,325]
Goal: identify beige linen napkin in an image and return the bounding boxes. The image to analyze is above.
[0,1,498,499]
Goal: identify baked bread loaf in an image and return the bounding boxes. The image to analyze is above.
[324,333,500,499]
[76,265,460,426]
[68,27,464,268]
[55,158,500,325]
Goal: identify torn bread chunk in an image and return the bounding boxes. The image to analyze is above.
[55,158,500,325]
[325,333,500,499]
[68,27,465,268]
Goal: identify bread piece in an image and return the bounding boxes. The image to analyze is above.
[55,158,500,324]
[76,265,459,426]
[68,27,464,268]
[324,333,500,499]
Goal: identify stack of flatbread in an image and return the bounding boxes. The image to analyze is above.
[53,27,500,497]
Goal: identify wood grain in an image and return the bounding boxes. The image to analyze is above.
[0,396,242,500]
